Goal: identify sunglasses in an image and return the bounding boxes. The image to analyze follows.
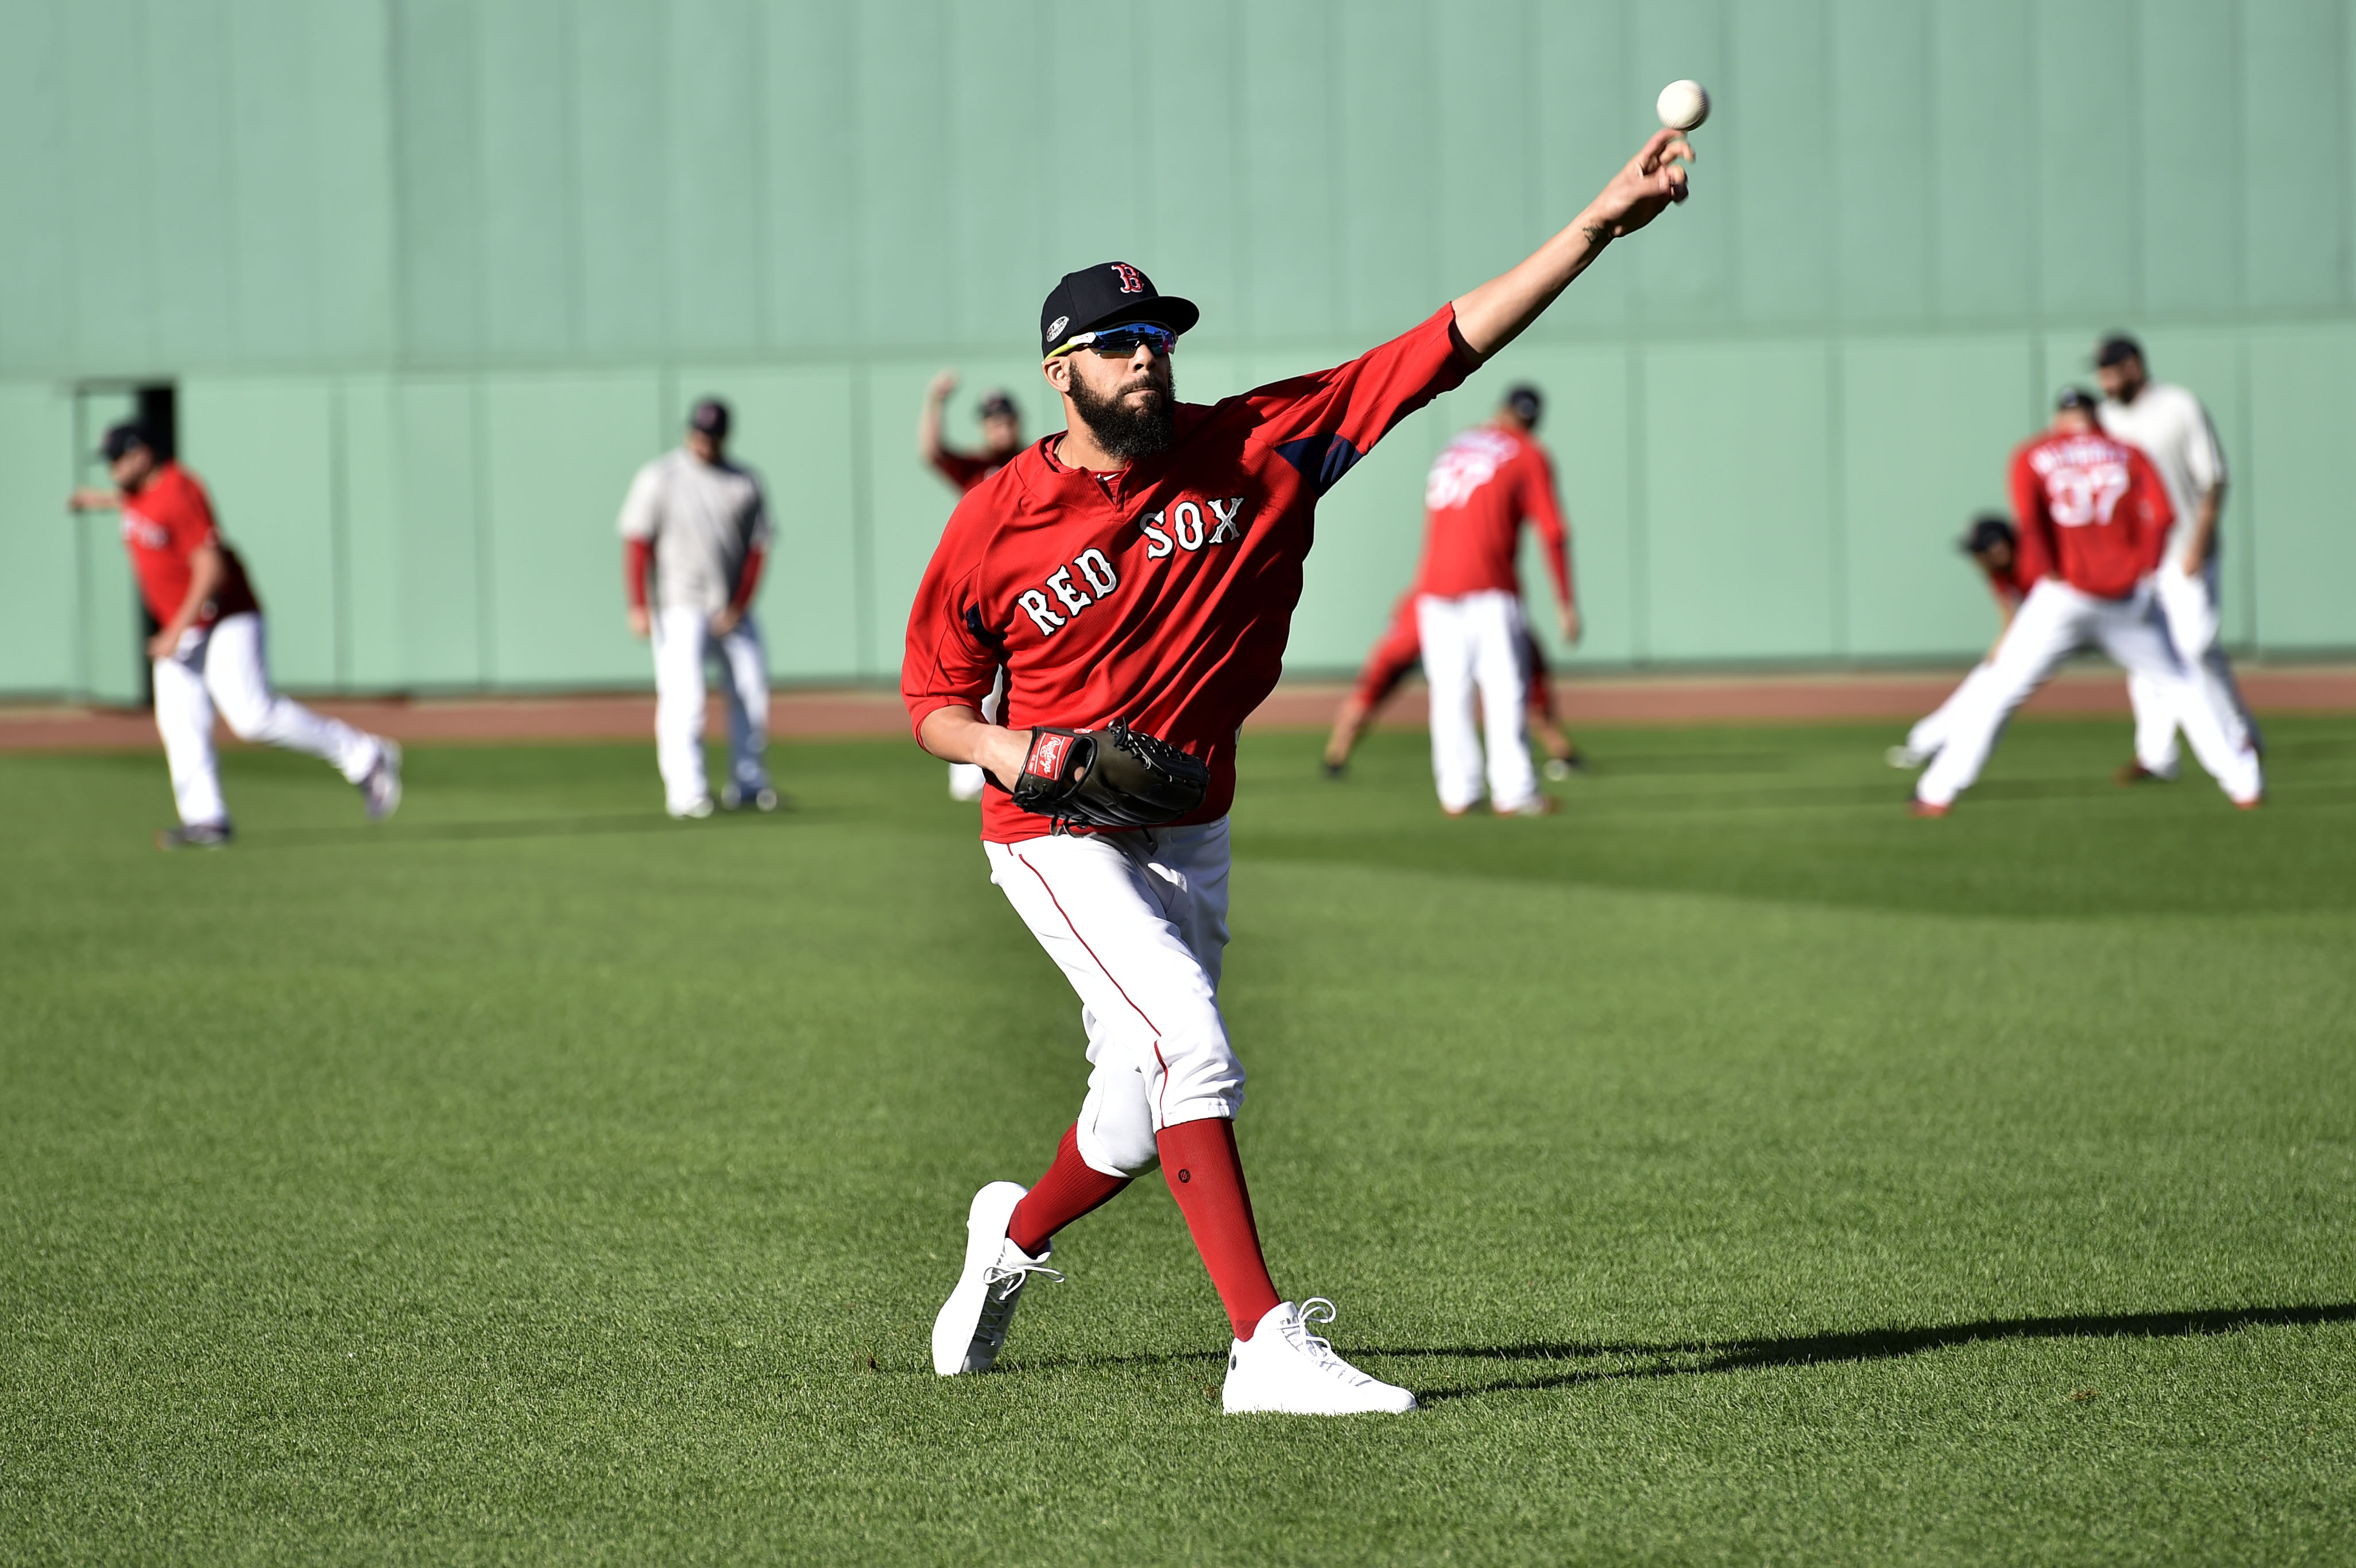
[1049,323,1179,359]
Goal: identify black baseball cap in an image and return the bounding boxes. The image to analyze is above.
[100,421,154,462]
[1504,384,1542,424]
[2055,385,2099,413]
[978,389,1019,421]
[1961,513,2016,556]
[2094,333,2144,369]
[1039,262,1198,358]
[687,397,730,439]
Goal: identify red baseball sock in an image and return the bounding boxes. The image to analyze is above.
[1158,1117,1282,1339]
[1006,1124,1131,1257]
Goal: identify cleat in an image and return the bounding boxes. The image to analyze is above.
[720,783,783,812]
[1223,1299,1416,1415]
[1542,752,1587,781]
[1496,795,1558,817]
[669,796,715,820]
[932,1182,1061,1376]
[1909,799,1949,818]
[361,740,403,822]
[1321,759,1347,779]
[2234,794,2264,811]
[1885,745,1929,771]
[155,822,233,851]
[2113,761,2172,788]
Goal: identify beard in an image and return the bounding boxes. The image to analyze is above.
[1067,366,1175,460]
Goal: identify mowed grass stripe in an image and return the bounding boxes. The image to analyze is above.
[2,719,2350,1565]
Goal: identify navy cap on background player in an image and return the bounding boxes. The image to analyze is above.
[1960,513,2016,556]
[1039,262,1200,358]
[2094,334,2144,369]
[978,390,1019,422]
[2055,386,2099,413]
[687,397,730,440]
[1503,384,1542,426]
[101,421,156,462]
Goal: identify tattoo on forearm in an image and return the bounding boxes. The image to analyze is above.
[1582,220,1611,247]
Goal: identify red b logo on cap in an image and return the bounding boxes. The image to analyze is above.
[1111,264,1144,294]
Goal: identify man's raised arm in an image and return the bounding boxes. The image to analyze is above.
[1452,129,1693,362]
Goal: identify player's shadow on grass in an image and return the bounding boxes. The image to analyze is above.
[1382,1302,2356,1405]
[243,810,800,849]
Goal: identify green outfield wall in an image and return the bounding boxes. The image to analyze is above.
[4,0,2354,701]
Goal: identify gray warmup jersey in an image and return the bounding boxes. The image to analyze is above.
[617,448,772,615]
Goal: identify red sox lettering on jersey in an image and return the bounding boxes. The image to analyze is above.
[906,305,1473,842]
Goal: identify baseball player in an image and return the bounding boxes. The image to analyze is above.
[905,129,1692,1414]
[1321,594,1584,779]
[67,421,401,847]
[1886,514,2027,771]
[619,398,776,819]
[1413,384,1578,816]
[1912,389,2263,815]
[918,374,1023,802]
[2092,335,2260,786]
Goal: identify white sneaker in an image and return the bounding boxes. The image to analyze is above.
[1222,1299,1416,1415]
[668,796,715,820]
[931,1182,1061,1376]
[720,783,783,812]
[1885,744,1929,771]
[361,740,403,821]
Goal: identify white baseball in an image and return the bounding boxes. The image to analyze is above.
[1656,79,1709,133]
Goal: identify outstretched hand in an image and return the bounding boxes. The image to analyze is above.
[1451,128,1697,360]
[1588,129,1692,239]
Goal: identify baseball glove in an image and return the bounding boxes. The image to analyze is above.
[1007,720,1209,833]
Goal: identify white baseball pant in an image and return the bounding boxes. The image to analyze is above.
[2126,560,2260,780]
[652,605,769,813]
[1417,589,1538,814]
[1916,578,2263,808]
[151,612,385,827]
[984,819,1241,1179]
[1905,660,2000,760]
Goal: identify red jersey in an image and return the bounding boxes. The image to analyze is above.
[2009,430,2172,601]
[930,450,1013,494]
[1414,424,1570,605]
[118,463,260,626]
[1980,556,2028,603]
[905,305,1472,841]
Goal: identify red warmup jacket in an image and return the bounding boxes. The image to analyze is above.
[1414,424,1571,605]
[904,305,1472,842]
[2009,429,2173,601]
[118,462,261,627]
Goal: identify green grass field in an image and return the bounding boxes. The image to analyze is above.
[4,715,2353,1565]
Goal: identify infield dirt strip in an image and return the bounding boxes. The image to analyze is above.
[1,664,2351,752]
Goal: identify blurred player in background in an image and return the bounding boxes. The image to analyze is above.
[919,374,1024,802]
[1321,591,1583,778]
[920,372,1025,493]
[1413,384,1578,816]
[1912,389,2262,816]
[68,422,401,848]
[620,398,776,819]
[1886,514,2026,771]
[2093,335,2260,787]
